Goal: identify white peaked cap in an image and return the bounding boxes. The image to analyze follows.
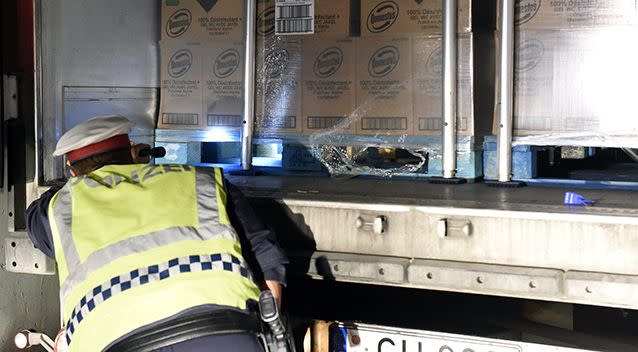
[53,115,134,157]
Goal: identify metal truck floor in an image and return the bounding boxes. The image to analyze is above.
[228,175,638,310]
[228,176,638,218]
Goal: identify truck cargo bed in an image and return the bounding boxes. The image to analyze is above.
[230,176,638,309]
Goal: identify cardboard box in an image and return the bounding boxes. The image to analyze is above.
[159,41,204,130]
[412,35,473,136]
[361,0,472,36]
[257,0,277,37]
[553,31,594,134]
[255,38,304,135]
[514,0,638,29]
[203,41,245,129]
[510,28,638,138]
[258,0,354,38]
[554,28,638,135]
[355,36,413,135]
[313,0,354,36]
[510,30,557,135]
[302,37,356,134]
[161,0,244,41]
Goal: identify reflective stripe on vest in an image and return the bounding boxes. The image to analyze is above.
[48,164,260,352]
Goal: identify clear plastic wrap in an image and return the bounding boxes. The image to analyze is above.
[154,0,495,177]
[152,0,638,175]
[512,26,638,147]
[255,36,304,135]
[253,32,494,177]
[514,0,638,29]
[623,148,638,163]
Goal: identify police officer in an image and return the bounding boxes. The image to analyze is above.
[26,115,288,352]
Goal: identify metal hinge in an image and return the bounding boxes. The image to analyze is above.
[3,233,55,275]
[3,74,18,120]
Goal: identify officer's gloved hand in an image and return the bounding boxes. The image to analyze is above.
[130,143,151,164]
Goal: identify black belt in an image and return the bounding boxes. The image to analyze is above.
[107,309,264,352]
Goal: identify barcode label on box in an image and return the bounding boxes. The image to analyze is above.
[259,115,297,129]
[208,114,242,127]
[162,113,199,126]
[419,117,469,131]
[362,117,407,131]
[565,116,598,131]
[514,116,551,131]
[275,0,314,35]
[307,116,346,130]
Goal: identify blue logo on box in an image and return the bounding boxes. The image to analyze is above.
[515,39,544,72]
[515,0,541,25]
[166,9,192,38]
[367,1,399,33]
[214,49,241,78]
[368,46,400,77]
[314,47,343,78]
[169,49,193,78]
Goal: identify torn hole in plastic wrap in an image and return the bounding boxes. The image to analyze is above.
[306,97,428,178]
[253,34,482,178]
[301,34,478,178]
[304,35,428,178]
[313,145,428,178]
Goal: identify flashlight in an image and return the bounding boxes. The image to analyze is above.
[138,147,166,158]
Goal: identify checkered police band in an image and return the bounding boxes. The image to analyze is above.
[65,253,253,346]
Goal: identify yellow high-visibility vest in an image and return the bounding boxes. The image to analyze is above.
[48,164,260,352]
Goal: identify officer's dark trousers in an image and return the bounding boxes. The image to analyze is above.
[154,333,264,352]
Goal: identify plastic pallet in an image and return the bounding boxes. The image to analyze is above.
[482,136,638,190]
[155,134,485,180]
[483,137,538,180]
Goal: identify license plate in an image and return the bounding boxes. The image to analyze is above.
[330,322,594,352]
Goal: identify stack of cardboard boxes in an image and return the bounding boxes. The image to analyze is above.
[301,36,357,134]
[160,0,246,130]
[259,0,495,138]
[159,0,496,141]
[256,0,356,135]
[511,1,638,137]
[358,0,495,137]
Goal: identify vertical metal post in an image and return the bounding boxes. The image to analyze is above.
[442,0,458,179]
[497,0,515,182]
[241,0,257,170]
[34,0,43,186]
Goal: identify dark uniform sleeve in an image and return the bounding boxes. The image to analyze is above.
[225,180,288,285]
[25,185,63,259]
